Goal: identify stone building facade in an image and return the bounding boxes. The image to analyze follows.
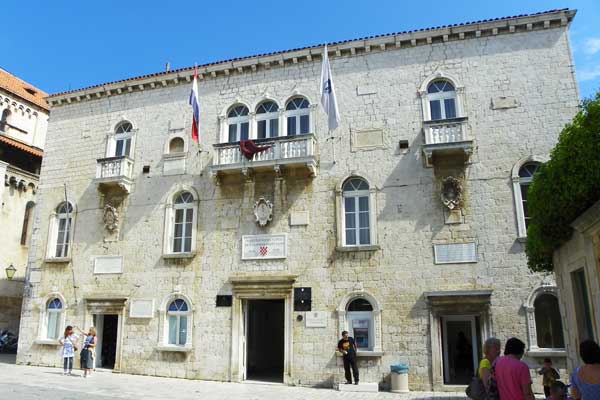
[0,68,48,335]
[17,9,579,391]
[553,200,600,371]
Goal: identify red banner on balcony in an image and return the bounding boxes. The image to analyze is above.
[239,140,272,160]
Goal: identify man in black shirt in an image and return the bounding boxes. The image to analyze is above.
[337,330,359,385]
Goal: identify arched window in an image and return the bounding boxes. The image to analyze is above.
[53,202,73,258]
[256,101,279,139]
[285,97,310,136]
[534,293,565,349]
[173,191,194,253]
[342,178,371,246]
[227,105,250,142]
[114,121,134,157]
[0,108,11,131]
[163,189,198,256]
[169,137,185,153]
[347,298,374,350]
[46,298,63,340]
[167,298,190,346]
[518,162,540,230]
[427,80,457,120]
[20,201,35,245]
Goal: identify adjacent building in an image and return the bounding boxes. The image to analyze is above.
[17,9,579,391]
[553,200,600,371]
[0,68,48,335]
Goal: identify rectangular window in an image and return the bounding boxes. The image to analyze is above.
[287,116,297,136]
[115,138,131,157]
[241,122,249,141]
[55,217,71,258]
[572,269,595,341]
[358,196,370,245]
[444,98,457,119]
[257,120,267,139]
[300,115,309,134]
[270,119,279,137]
[20,206,32,245]
[430,100,442,120]
[344,197,356,245]
[47,312,59,339]
[168,315,187,345]
[228,124,238,142]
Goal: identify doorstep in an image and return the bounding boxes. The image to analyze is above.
[337,382,378,392]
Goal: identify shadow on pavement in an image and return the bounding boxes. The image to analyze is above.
[0,354,16,364]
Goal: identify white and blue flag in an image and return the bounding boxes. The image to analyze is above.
[320,45,340,131]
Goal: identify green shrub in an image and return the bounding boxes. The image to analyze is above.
[526,92,600,271]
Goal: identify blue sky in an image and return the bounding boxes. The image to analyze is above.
[3,0,599,98]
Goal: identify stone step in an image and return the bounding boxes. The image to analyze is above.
[337,382,378,392]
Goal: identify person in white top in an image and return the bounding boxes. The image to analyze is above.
[58,325,78,375]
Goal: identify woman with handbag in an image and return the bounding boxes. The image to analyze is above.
[467,337,501,400]
[74,326,97,378]
[58,325,79,375]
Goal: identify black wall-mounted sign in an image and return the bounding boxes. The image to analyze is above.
[294,287,312,311]
[216,295,232,307]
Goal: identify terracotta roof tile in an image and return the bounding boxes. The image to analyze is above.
[0,68,49,111]
[0,134,44,157]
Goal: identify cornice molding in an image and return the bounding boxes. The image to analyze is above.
[47,9,575,107]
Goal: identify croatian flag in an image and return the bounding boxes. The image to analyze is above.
[320,45,340,131]
[188,67,200,143]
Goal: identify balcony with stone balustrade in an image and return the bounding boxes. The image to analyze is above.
[421,117,473,167]
[210,134,318,183]
[94,156,134,193]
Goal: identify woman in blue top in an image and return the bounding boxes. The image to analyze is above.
[74,326,96,378]
[571,340,600,400]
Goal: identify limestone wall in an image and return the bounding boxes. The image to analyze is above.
[17,22,579,391]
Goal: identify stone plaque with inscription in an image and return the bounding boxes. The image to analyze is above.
[242,234,287,260]
[433,243,477,264]
[305,311,327,328]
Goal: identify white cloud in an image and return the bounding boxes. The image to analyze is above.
[584,38,600,56]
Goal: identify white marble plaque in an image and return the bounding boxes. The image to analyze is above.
[129,299,154,318]
[289,211,309,226]
[163,157,186,175]
[93,256,123,274]
[242,234,287,260]
[305,311,327,328]
[434,243,477,264]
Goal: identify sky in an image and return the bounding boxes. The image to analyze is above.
[2,0,599,99]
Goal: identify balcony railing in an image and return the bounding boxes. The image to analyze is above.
[421,118,473,167]
[424,120,467,145]
[95,156,134,192]
[211,134,317,180]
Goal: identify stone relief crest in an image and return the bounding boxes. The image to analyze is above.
[103,204,119,232]
[440,176,463,210]
[253,197,273,227]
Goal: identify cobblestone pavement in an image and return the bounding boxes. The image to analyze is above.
[0,361,467,400]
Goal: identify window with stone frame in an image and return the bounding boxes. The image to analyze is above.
[46,202,74,259]
[347,298,374,350]
[534,293,565,349]
[167,298,190,346]
[0,108,11,131]
[163,189,198,256]
[342,178,371,246]
[518,162,540,230]
[256,101,279,139]
[46,298,63,340]
[227,105,250,142]
[114,121,134,157]
[285,97,310,136]
[427,80,457,121]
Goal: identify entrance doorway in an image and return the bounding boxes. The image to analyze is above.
[93,314,118,369]
[441,315,481,385]
[244,299,284,382]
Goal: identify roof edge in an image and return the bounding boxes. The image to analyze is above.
[47,8,575,106]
